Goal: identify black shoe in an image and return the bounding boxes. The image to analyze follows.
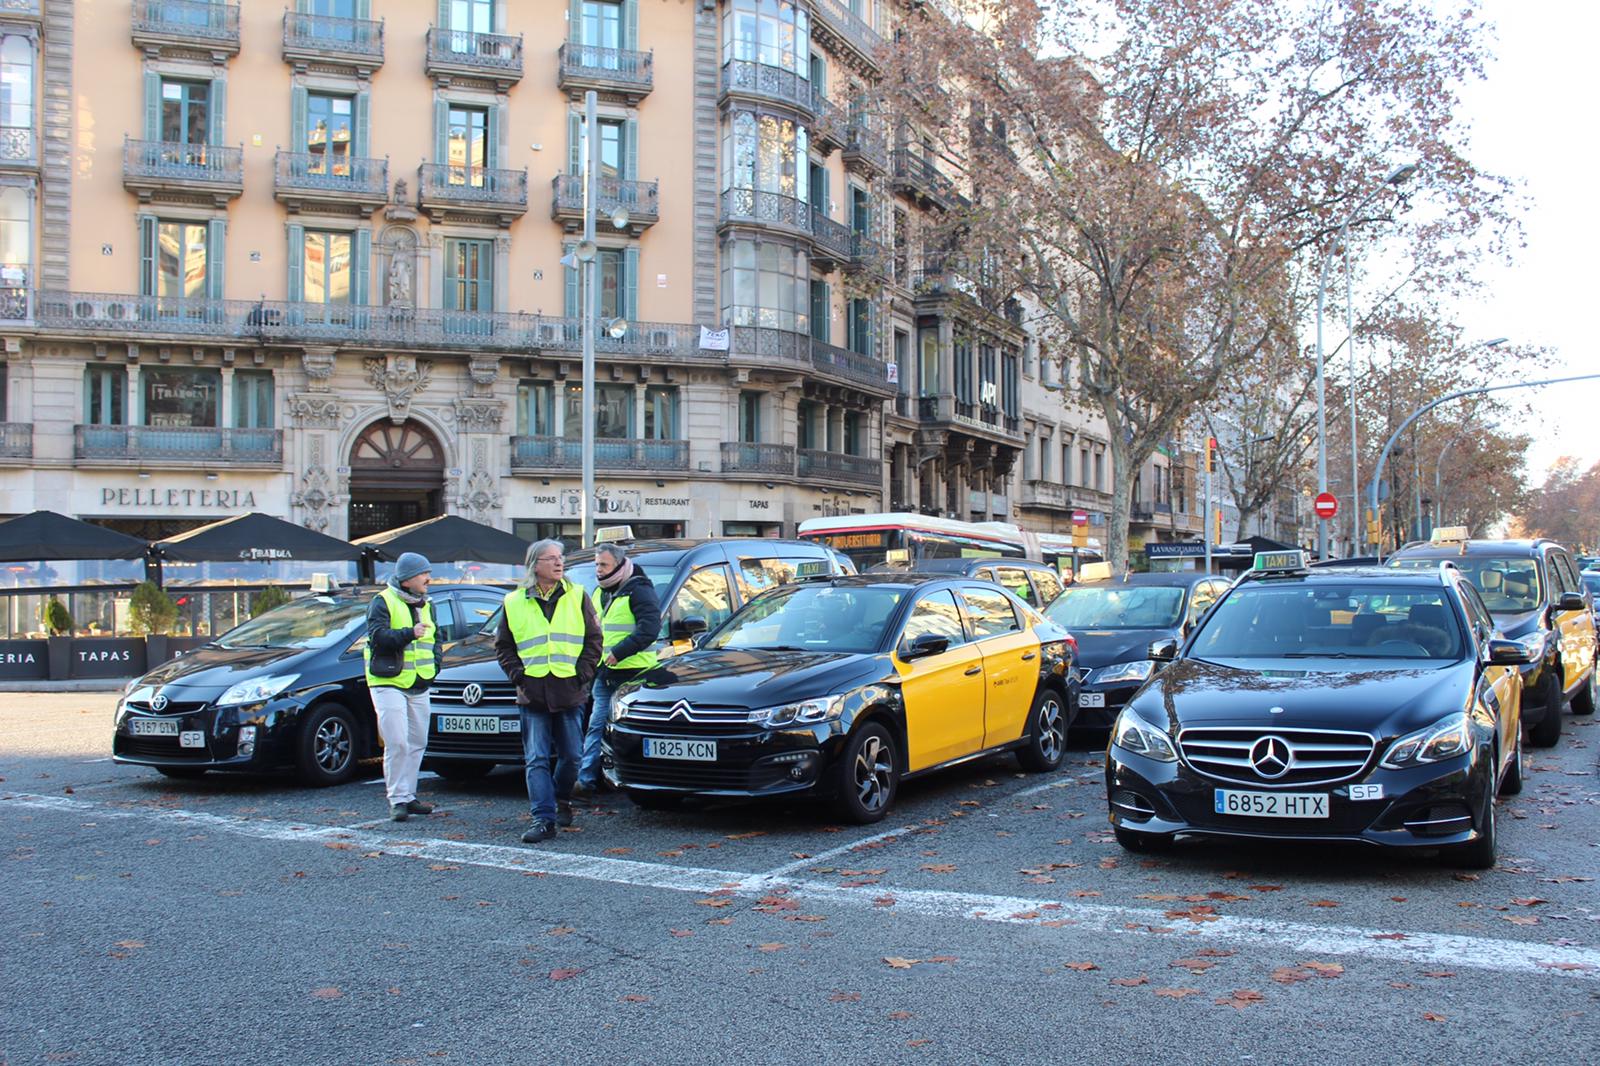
[405,799,435,815]
[555,801,574,828]
[570,782,594,799]
[521,820,556,844]
[390,804,409,822]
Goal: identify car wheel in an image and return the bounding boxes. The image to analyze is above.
[428,758,494,782]
[1114,826,1174,853]
[1498,731,1523,797]
[155,766,207,780]
[296,702,359,787]
[832,722,898,825]
[1452,786,1497,870]
[1528,670,1564,748]
[1571,664,1597,716]
[627,790,684,811]
[1016,688,1070,773]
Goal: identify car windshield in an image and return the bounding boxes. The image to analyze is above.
[1389,555,1542,612]
[215,596,369,650]
[1190,583,1465,660]
[1583,573,1600,597]
[705,584,906,655]
[1044,585,1185,629]
[563,561,676,598]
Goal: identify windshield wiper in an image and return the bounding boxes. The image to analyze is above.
[1279,652,1375,659]
[739,644,810,652]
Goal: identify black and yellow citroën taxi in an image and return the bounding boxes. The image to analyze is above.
[601,575,1077,823]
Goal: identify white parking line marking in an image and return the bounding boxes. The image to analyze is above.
[7,790,1599,980]
[364,771,438,786]
[764,823,917,877]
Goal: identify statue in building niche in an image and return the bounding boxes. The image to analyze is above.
[387,255,413,308]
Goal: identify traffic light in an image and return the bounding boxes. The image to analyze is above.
[1365,510,1381,546]
[1206,437,1217,473]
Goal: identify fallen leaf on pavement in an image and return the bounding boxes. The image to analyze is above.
[1421,971,1456,978]
[1371,933,1408,941]
[888,1010,914,1020]
[1171,959,1216,974]
[1422,1012,1446,1023]
[113,940,145,949]
[919,863,957,874]
[1152,987,1202,998]
[758,943,786,952]
[884,957,919,969]
[726,831,767,840]
[547,926,575,936]
[1216,989,1265,1010]
[1302,962,1344,977]
[426,864,460,872]
[1064,961,1100,972]
[907,1039,933,1048]
[1501,915,1540,926]
[548,968,582,981]
[311,987,343,999]
[620,994,650,1003]
[829,991,862,1002]
[1194,949,1235,958]
[1511,897,1549,907]
[1111,976,1149,987]
[1536,962,1596,972]
[696,898,733,908]
[603,847,632,855]
[1271,966,1313,984]
[1307,900,1340,908]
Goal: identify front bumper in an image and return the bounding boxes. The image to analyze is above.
[603,719,848,798]
[1073,680,1143,730]
[422,710,525,764]
[112,695,296,771]
[1105,743,1491,850]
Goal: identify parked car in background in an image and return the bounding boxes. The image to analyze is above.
[872,557,1066,608]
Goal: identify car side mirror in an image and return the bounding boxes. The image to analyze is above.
[1558,592,1586,612]
[1147,638,1180,663]
[1486,638,1536,666]
[671,616,708,642]
[900,633,951,661]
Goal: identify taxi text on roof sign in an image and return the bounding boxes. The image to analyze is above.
[1430,525,1470,545]
[1252,550,1309,572]
[1078,561,1114,582]
[595,525,635,544]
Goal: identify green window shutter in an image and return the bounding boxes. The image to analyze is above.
[354,228,372,305]
[207,219,226,300]
[563,241,579,318]
[490,102,506,169]
[356,0,371,18]
[286,224,305,302]
[433,97,448,163]
[569,0,584,42]
[137,215,157,296]
[623,117,638,182]
[437,0,450,28]
[144,72,161,141]
[568,111,581,175]
[354,91,371,159]
[623,246,639,323]
[478,239,495,311]
[290,86,307,152]
[208,78,226,145]
[817,165,829,215]
[623,0,639,50]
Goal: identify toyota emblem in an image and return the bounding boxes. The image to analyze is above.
[1249,735,1292,779]
[151,693,169,712]
[668,700,694,721]
[462,683,483,706]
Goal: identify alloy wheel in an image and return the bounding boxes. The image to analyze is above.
[1037,697,1065,763]
[854,735,894,812]
[315,717,352,773]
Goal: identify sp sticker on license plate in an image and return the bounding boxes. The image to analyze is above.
[1347,783,1384,801]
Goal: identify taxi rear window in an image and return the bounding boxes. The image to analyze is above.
[1191,584,1465,660]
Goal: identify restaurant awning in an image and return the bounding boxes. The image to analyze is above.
[352,515,530,565]
[0,510,149,561]
[152,512,362,563]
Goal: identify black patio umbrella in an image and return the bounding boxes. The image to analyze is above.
[352,514,530,565]
[0,510,148,561]
[153,512,361,563]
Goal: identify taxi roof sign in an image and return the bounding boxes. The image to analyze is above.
[1252,550,1308,573]
[594,525,635,544]
[1430,525,1470,545]
[1078,561,1114,582]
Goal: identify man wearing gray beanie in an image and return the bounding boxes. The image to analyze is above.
[364,551,443,821]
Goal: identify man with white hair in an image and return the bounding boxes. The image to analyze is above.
[495,539,602,843]
[577,542,661,793]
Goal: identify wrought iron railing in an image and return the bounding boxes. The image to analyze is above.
[0,0,40,15]
[848,231,887,272]
[274,151,388,198]
[812,91,847,149]
[133,0,240,43]
[893,148,959,206]
[720,187,810,233]
[551,174,659,221]
[418,162,528,209]
[0,125,31,166]
[798,448,882,486]
[283,11,384,61]
[1022,480,1070,510]
[843,117,888,173]
[728,325,813,370]
[810,0,884,62]
[810,208,854,261]
[123,138,242,187]
[720,59,814,113]
[810,339,892,390]
[0,287,27,320]
[74,425,282,464]
[510,436,689,472]
[425,27,523,74]
[0,422,32,459]
[720,442,796,476]
[558,42,653,90]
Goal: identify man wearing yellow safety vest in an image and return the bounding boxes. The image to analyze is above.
[495,539,603,844]
[364,552,443,822]
[576,543,662,794]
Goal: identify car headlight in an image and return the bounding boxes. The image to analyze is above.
[611,692,637,722]
[1380,713,1472,768]
[750,694,846,728]
[1110,707,1177,762]
[1089,660,1155,686]
[216,673,300,707]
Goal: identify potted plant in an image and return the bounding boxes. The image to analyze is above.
[43,597,75,677]
[130,580,180,665]
[251,586,291,617]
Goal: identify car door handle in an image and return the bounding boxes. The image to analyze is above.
[1021,651,1037,660]
[964,665,982,676]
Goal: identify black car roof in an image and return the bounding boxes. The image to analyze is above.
[1242,565,1452,586]
[912,558,1055,573]
[1075,571,1217,588]
[564,538,827,566]
[1391,539,1558,559]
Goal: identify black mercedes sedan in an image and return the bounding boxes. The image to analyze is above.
[112,584,505,786]
[1107,552,1532,868]
[604,575,1077,823]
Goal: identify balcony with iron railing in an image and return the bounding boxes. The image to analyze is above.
[557,41,653,105]
[425,27,523,88]
[73,425,282,468]
[719,187,811,239]
[0,0,40,17]
[842,116,888,177]
[798,448,882,488]
[810,338,895,395]
[551,174,659,234]
[510,436,690,474]
[727,325,813,374]
[132,0,240,56]
[720,59,815,115]
[812,91,847,153]
[123,138,243,204]
[0,125,30,168]
[892,148,961,211]
[810,0,884,68]
[0,422,32,460]
[912,254,1010,312]
[847,231,887,276]
[1021,480,1070,512]
[809,208,853,270]
[274,151,389,215]
[912,394,1024,443]
[0,287,27,321]
[417,163,529,224]
[720,441,796,477]
[1130,501,1174,524]
[282,11,384,75]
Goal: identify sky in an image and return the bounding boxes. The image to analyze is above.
[1451,0,1600,487]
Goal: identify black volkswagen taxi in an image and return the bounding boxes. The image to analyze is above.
[1106,551,1532,868]
[602,574,1077,823]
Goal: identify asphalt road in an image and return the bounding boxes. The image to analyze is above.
[3,693,1598,1066]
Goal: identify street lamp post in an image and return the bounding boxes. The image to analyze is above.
[580,91,598,549]
[1315,163,1417,561]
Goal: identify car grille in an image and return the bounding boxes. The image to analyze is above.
[426,731,523,757]
[621,700,752,726]
[613,759,753,790]
[124,700,209,717]
[1177,727,1375,787]
[120,736,209,760]
[430,679,520,708]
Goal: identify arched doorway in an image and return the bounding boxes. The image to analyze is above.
[347,420,446,539]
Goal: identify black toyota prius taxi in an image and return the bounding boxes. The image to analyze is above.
[1106,551,1533,868]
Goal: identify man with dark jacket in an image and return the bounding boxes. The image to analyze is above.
[365,552,443,822]
[577,543,662,793]
[495,539,603,844]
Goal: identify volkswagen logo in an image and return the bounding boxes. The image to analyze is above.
[150,693,169,712]
[462,683,483,707]
[1249,735,1293,779]
[668,700,694,722]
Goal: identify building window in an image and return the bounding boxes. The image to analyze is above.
[1039,435,1051,481]
[846,297,871,355]
[84,366,126,426]
[723,0,810,75]
[797,399,817,450]
[144,367,220,428]
[0,186,30,290]
[579,0,621,48]
[954,335,973,406]
[161,79,209,145]
[844,410,863,455]
[739,390,762,442]
[444,238,494,312]
[978,343,998,408]
[1063,441,1073,486]
[1022,434,1034,480]
[306,93,354,175]
[722,111,809,204]
[1094,451,1104,491]
[1,35,35,143]
[850,185,870,236]
[644,385,678,439]
[809,279,829,342]
[893,329,909,400]
[918,327,939,397]
[1001,351,1019,418]
[451,0,495,33]
[303,230,351,305]
[565,383,632,438]
[892,208,908,284]
[147,220,209,300]
[447,105,490,180]
[597,247,626,319]
[721,238,808,333]
[1080,447,1090,487]
[517,381,554,436]
[234,370,273,429]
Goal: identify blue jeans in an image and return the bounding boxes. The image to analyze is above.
[520,704,583,825]
[580,673,620,787]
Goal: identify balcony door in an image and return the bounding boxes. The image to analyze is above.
[580,0,622,65]
[347,419,445,540]
[447,105,490,186]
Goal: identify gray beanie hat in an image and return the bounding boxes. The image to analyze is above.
[394,552,432,582]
